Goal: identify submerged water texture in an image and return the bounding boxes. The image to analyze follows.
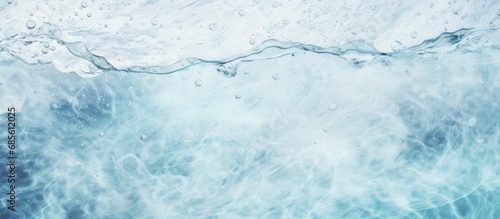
[0,0,499,218]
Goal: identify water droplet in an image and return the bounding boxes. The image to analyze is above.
[329,103,337,111]
[43,42,50,48]
[81,2,88,8]
[26,20,36,29]
[195,79,202,87]
[99,6,103,10]
[390,40,403,51]
[86,12,92,17]
[323,127,328,132]
[235,94,242,99]
[74,11,79,16]
[249,38,255,45]
[104,24,108,28]
[41,48,48,54]
[140,134,147,141]
[272,74,280,80]
[7,0,12,4]
[238,9,245,16]
[49,46,56,51]
[430,3,434,8]
[51,104,58,109]
[411,31,417,39]
[151,19,158,26]
[99,132,104,137]
[209,23,218,31]
[468,117,477,127]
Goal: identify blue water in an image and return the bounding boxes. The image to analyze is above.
[0,1,499,218]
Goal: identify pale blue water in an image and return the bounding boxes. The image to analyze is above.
[0,1,499,218]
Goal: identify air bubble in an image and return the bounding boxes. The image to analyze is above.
[390,40,403,51]
[323,127,328,132]
[195,79,202,87]
[99,132,104,137]
[41,48,48,54]
[329,103,337,111]
[26,20,36,29]
[235,94,242,99]
[209,23,218,31]
[238,9,245,16]
[81,2,88,8]
[411,31,417,39]
[151,19,158,26]
[411,85,419,93]
[43,42,50,48]
[140,134,147,141]
[87,12,92,17]
[272,74,280,80]
[468,117,477,127]
[147,27,158,36]
[7,0,12,4]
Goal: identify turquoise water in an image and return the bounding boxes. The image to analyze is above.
[0,1,499,218]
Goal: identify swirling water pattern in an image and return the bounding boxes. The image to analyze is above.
[0,0,499,218]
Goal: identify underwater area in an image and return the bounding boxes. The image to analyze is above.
[0,0,499,218]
